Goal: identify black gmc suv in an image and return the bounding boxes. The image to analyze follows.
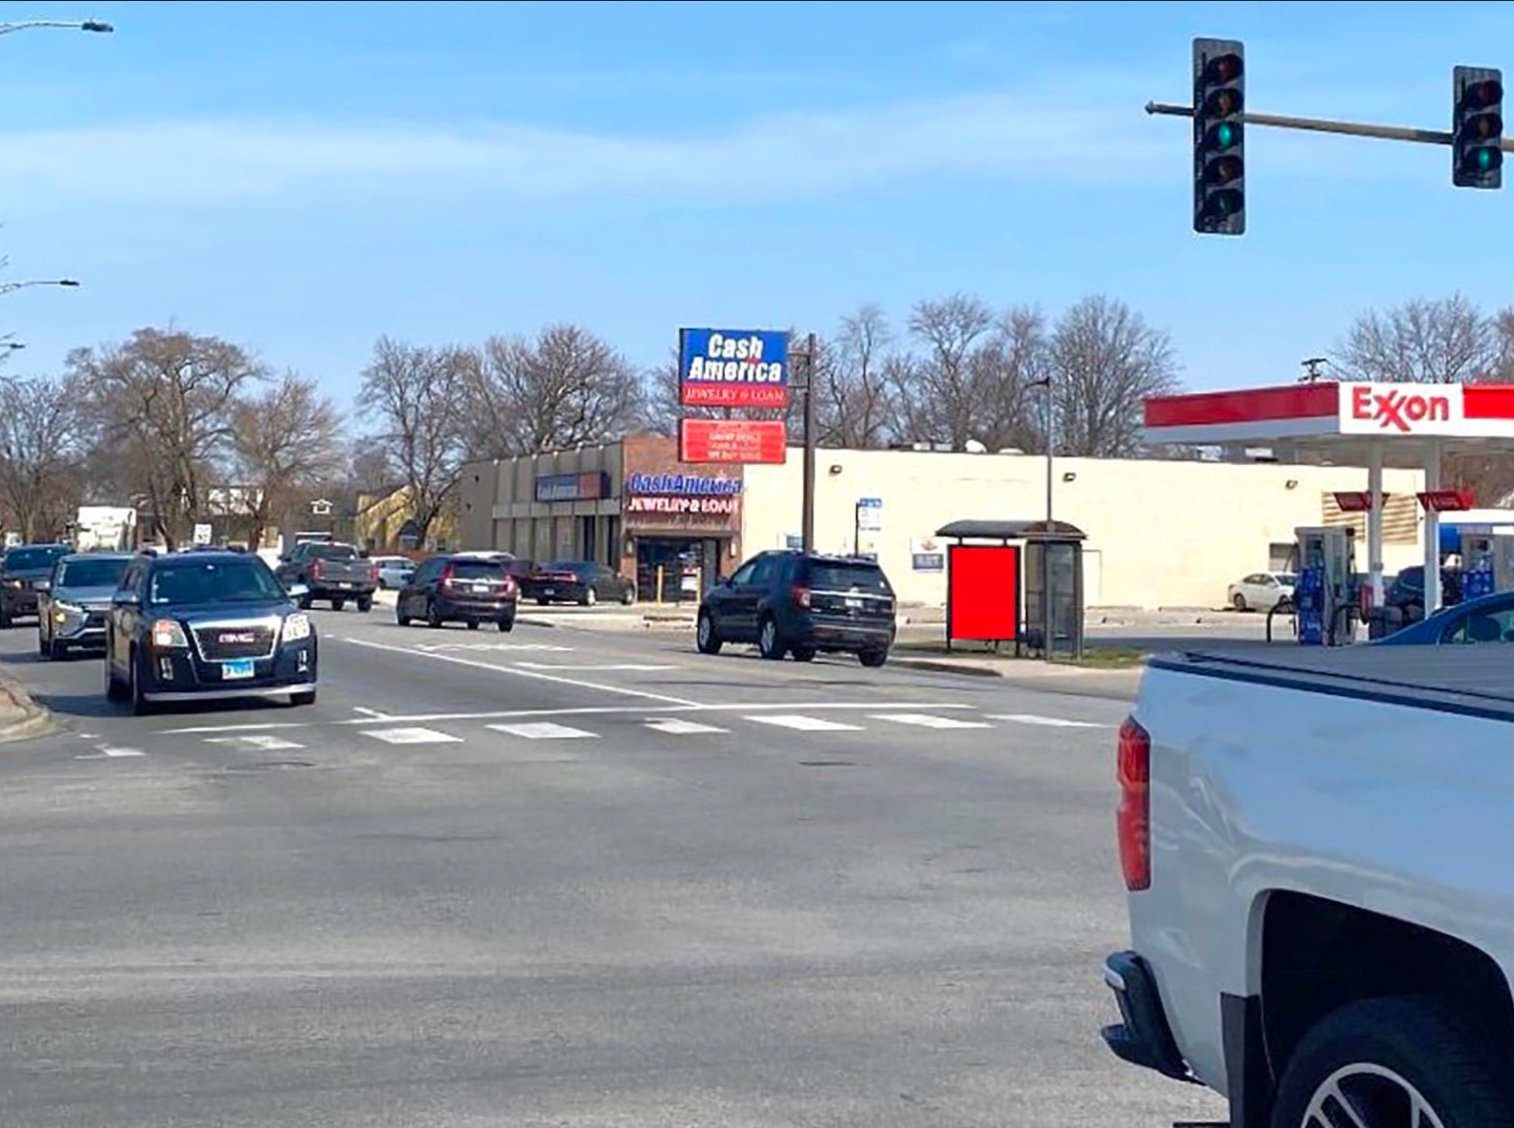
[104,550,317,715]
[695,550,897,666]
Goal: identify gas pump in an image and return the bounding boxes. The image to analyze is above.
[1294,526,1357,646]
[1460,531,1514,599]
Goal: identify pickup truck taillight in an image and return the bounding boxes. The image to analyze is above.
[1116,716,1151,892]
[309,558,324,581]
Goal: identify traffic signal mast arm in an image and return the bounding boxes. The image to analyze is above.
[1149,100,1507,151]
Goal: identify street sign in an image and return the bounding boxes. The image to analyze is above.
[856,498,883,532]
[192,523,212,546]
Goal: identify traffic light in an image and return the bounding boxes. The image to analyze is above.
[1453,65,1503,189]
[1193,38,1245,235]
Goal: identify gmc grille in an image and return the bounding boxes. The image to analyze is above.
[193,624,277,661]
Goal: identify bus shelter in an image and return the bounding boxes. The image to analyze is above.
[1143,380,1514,614]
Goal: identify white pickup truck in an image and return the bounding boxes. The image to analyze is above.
[1100,645,1514,1128]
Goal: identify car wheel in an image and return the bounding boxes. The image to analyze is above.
[298,595,312,611]
[332,599,346,612]
[0,607,13,630]
[696,610,723,655]
[1232,592,1248,612]
[426,601,443,629]
[48,638,68,662]
[791,645,817,662]
[621,585,635,606]
[129,647,155,716]
[858,648,889,668]
[289,689,317,707]
[466,620,480,631]
[1269,995,1514,1128]
[498,615,515,633]
[37,630,47,658]
[757,616,786,660]
[581,587,597,607]
[356,596,372,613]
[396,605,411,627]
[536,598,550,607]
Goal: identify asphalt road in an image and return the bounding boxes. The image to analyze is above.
[0,607,1224,1127]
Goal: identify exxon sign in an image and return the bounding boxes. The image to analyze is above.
[1338,382,1465,436]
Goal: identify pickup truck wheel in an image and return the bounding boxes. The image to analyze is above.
[331,599,346,612]
[466,620,480,631]
[1271,995,1514,1128]
[356,596,372,613]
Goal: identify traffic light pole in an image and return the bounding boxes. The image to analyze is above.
[1147,100,1514,152]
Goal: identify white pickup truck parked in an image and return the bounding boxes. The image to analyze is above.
[1101,645,1514,1127]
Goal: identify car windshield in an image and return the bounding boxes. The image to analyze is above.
[150,560,287,605]
[307,544,357,560]
[5,546,69,572]
[56,557,130,588]
[1278,573,1298,585]
[808,563,891,592]
[450,560,506,580]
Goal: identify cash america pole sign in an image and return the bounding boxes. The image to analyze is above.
[677,327,791,465]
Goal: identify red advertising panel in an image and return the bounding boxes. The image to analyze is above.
[947,544,1020,642]
[1417,488,1476,512]
[679,419,787,464]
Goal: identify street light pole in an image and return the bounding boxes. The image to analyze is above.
[0,19,113,36]
[800,332,817,553]
[1031,376,1055,661]
[0,279,81,295]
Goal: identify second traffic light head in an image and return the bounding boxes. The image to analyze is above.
[1454,65,1504,189]
[1193,38,1246,235]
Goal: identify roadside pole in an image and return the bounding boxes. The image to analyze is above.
[801,332,817,554]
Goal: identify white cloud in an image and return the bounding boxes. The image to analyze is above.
[0,93,1182,209]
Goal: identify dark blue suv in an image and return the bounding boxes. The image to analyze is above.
[104,550,318,715]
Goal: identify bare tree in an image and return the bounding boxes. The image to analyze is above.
[0,374,88,541]
[1050,295,1180,458]
[817,305,901,448]
[1335,294,1501,384]
[231,371,345,545]
[67,327,267,548]
[357,336,470,548]
[894,293,996,448]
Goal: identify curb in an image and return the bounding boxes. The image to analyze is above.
[0,673,53,744]
[890,657,1005,679]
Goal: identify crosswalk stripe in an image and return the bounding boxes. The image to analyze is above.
[870,713,992,730]
[363,727,463,745]
[644,718,729,736]
[746,714,864,732]
[987,714,1112,729]
[101,746,145,757]
[208,734,305,751]
[487,722,599,740]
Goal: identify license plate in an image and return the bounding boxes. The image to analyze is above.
[543,587,556,595]
[339,581,353,589]
[222,659,255,680]
[845,597,863,609]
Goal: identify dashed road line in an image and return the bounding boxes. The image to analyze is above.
[747,714,864,733]
[987,714,1112,729]
[644,718,728,736]
[871,713,993,730]
[513,662,680,672]
[486,722,599,740]
[363,726,463,745]
[207,734,305,751]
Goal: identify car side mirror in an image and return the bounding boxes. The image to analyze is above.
[287,582,309,600]
[113,591,139,607]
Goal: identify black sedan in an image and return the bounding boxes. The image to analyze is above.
[104,550,317,715]
[523,561,636,607]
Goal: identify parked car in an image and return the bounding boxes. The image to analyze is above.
[696,550,896,666]
[104,549,317,714]
[275,541,378,611]
[523,561,636,606]
[37,551,133,659]
[1226,570,1296,612]
[0,543,72,628]
[395,553,518,631]
[370,555,415,590]
[1100,642,1514,1125]
[1385,564,1464,621]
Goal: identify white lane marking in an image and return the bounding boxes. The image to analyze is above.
[351,706,393,720]
[747,714,864,732]
[363,727,463,745]
[513,662,679,672]
[870,713,992,730]
[987,714,1112,729]
[206,734,305,751]
[487,722,598,740]
[157,721,307,735]
[415,642,574,653]
[102,746,145,757]
[338,636,699,707]
[645,718,728,736]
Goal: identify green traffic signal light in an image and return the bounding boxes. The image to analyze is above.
[1193,37,1245,234]
[1454,65,1504,189]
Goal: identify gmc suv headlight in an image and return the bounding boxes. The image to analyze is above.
[52,601,84,624]
[281,613,312,643]
[151,619,189,649]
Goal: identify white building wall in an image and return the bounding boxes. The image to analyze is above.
[741,450,1426,609]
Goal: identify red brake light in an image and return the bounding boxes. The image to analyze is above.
[310,558,323,580]
[440,564,455,588]
[791,584,811,609]
[1116,716,1151,892]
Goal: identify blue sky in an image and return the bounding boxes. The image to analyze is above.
[3,0,1514,408]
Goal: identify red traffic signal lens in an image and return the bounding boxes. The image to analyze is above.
[1203,53,1243,84]
[1464,79,1504,110]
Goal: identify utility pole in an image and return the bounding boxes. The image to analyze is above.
[800,332,817,553]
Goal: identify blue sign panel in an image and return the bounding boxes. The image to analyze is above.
[678,328,790,409]
[626,472,743,497]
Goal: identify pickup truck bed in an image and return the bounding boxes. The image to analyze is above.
[1104,643,1514,1128]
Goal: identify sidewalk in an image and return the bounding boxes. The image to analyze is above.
[0,670,53,744]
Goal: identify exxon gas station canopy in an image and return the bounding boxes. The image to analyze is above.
[1142,380,1514,466]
